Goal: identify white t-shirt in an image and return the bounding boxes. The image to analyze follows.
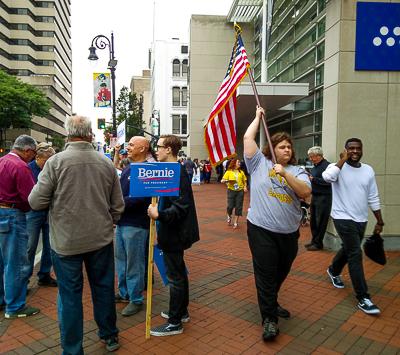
[322,162,380,222]
[244,150,311,234]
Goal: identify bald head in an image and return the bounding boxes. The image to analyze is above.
[127,136,150,162]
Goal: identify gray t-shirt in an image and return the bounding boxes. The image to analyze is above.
[245,149,311,234]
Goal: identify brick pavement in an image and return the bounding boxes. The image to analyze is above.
[1,183,399,354]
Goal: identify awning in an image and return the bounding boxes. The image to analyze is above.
[227,0,263,23]
[235,82,309,134]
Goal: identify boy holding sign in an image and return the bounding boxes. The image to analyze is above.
[147,135,199,336]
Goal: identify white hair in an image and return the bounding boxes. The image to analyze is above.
[307,146,324,156]
[64,115,92,138]
[12,135,37,151]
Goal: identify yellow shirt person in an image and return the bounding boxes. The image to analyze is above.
[222,169,247,191]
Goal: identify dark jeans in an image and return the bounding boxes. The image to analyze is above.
[331,219,369,301]
[163,250,189,325]
[310,194,332,248]
[51,242,118,355]
[247,221,299,323]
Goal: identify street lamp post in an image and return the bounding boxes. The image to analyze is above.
[88,32,118,136]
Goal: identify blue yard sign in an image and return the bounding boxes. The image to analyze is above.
[129,162,181,197]
[355,2,400,71]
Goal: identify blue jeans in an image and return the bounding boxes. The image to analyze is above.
[51,242,118,355]
[115,225,148,303]
[0,208,29,313]
[26,210,52,280]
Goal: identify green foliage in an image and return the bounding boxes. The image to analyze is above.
[115,86,144,141]
[48,134,65,152]
[0,70,51,129]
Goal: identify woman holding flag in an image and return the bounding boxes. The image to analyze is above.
[243,106,311,341]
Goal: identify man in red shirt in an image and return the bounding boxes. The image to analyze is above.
[0,134,40,318]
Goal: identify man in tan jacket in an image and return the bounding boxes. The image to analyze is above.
[29,115,124,353]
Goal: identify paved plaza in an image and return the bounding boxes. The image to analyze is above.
[1,183,399,354]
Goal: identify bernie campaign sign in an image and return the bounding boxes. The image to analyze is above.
[355,2,400,71]
[129,162,181,197]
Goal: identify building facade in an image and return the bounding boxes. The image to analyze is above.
[130,69,151,139]
[189,1,400,244]
[0,0,72,146]
[150,39,189,154]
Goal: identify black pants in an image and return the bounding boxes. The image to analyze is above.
[163,250,189,325]
[310,194,332,248]
[247,221,299,323]
[331,219,369,300]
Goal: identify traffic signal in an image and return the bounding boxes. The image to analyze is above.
[98,118,106,129]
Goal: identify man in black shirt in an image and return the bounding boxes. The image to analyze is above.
[305,146,332,251]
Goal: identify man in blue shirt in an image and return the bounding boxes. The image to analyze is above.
[115,136,151,316]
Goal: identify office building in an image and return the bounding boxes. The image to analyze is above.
[0,0,72,145]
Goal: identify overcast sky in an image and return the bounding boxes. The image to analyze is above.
[71,0,232,141]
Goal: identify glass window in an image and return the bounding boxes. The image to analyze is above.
[317,42,325,62]
[315,111,322,132]
[292,114,314,137]
[316,65,324,86]
[182,59,188,77]
[277,65,293,82]
[182,114,187,134]
[318,18,326,38]
[295,70,315,90]
[294,50,315,77]
[294,94,314,116]
[293,136,314,163]
[172,87,180,106]
[318,0,326,13]
[172,115,180,134]
[181,87,187,107]
[315,89,323,110]
[294,27,316,57]
[294,4,317,38]
[172,59,180,76]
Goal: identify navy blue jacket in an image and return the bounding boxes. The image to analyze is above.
[118,165,151,229]
[311,158,332,195]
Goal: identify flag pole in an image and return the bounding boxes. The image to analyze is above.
[234,23,276,163]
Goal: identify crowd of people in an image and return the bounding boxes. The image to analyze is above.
[0,105,385,351]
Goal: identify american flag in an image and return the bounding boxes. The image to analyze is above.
[204,33,250,166]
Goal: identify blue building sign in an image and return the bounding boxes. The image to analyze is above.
[355,2,400,71]
[130,162,181,197]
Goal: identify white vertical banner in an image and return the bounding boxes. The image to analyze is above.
[117,120,126,145]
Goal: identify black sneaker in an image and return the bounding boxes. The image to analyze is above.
[161,311,190,323]
[38,275,57,287]
[357,298,381,315]
[327,267,345,288]
[115,294,129,303]
[150,322,183,337]
[277,304,290,319]
[102,336,120,352]
[262,319,279,341]
[5,305,40,319]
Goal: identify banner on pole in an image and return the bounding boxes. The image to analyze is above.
[117,121,126,145]
[93,72,111,108]
[129,162,181,197]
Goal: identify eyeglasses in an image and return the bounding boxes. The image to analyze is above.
[156,145,166,149]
